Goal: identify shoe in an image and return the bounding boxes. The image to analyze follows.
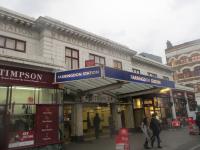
[158,146,162,149]
[144,147,151,149]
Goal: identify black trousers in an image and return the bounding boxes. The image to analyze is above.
[144,138,149,148]
[151,133,161,147]
[95,128,99,139]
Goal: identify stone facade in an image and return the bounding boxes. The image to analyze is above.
[165,39,200,104]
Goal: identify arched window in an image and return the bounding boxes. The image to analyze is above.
[194,66,200,76]
[182,68,191,78]
[179,56,188,64]
[191,53,200,62]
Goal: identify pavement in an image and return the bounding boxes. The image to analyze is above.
[64,127,200,150]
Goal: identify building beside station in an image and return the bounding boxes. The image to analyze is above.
[0,7,196,150]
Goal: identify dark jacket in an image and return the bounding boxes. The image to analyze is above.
[93,115,101,129]
[150,117,161,134]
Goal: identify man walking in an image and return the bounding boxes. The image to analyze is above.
[93,113,101,139]
[150,113,162,149]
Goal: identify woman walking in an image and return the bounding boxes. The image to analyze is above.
[141,117,151,149]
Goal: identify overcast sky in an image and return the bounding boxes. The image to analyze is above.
[0,0,200,62]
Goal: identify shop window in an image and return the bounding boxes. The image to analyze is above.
[132,68,140,74]
[134,98,143,109]
[89,53,105,66]
[113,60,122,70]
[8,104,35,149]
[147,72,157,78]
[39,88,55,104]
[0,86,7,104]
[11,86,36,104]
[0,35,26,52]
[65,47,79,70]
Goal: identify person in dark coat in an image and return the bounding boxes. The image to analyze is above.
[196,112,200,135]
[87,112,91,131]
[93,113,101,139]
[150,113,162,149]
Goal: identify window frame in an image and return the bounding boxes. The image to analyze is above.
[65,47,79,69]
[0,35,26,52]
[89,53,106,66]
[113,60,122,70]
[147,72,157,78]
[132,68,140,74]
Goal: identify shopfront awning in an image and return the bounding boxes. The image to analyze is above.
[55,66,175,96]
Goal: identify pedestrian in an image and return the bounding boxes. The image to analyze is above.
[141,117,151,149]
[93,113,101,139]
[108,115,115,138]
[150,113,162,149]
[195,112,200,135]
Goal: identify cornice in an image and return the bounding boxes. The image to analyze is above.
[0,6,36,28]
[132,55,173,72]
[165,39,200,53]
[36,16,137,55]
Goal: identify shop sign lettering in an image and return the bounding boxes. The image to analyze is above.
[0,68,43,82]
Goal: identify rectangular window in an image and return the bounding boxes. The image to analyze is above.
[89,54,105,66]
[113,60,122,70]
[132,68,140,74]
[0,35,26,52]
[147,72,157,78]
[65,47,79,70]
[163,76,169,80]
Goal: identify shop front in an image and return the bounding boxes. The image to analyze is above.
[132,93,171,129]
[0,65,63,150]
[55,66,175,140]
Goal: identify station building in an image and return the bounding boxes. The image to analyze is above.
[0,7,196,150]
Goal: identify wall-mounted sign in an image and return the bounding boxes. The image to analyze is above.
[56,66,101,83]
[81,94,116,103]
[35,105,59,146]
[0,65,55,88]
[85,60,95,67]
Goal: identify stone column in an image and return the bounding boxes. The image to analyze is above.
[71,103,83,142]
[111,103,122,131]
[170,90,176,119]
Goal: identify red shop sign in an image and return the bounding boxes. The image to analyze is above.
[35,105,59,146]
[0,65,56,88]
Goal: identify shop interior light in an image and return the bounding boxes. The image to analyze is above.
[13,87,41,91]
[160,88,171,93]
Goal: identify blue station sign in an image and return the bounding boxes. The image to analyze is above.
[104,67,175,88]
[55,66,175,88]
[55,66,101,83]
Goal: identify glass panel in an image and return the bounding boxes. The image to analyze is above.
[8,104,35,149]
[6,38,15,49]
[12,86,35,104]
[72,59,78,69]
[114,61,118,68]
[100,57,105,65]
[65,48,71,57]
[39,88,54,104]
[72,50,78,58]
[65,57,72,69]
[0,86,7,104]
[0,36,5,47]
[16,41,25,51]
[89,54,95,60]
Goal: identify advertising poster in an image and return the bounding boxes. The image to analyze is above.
[35,105,59,146]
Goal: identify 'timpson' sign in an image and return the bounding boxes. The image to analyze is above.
[0,68,43,81]
[0,65,55,87]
